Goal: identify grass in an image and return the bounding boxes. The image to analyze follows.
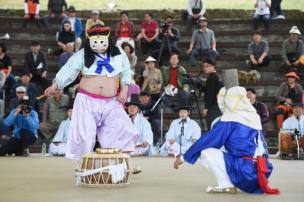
[0,0,303,10]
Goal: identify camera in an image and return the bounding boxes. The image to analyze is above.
[160,20,170,33]
[19,96,32,114]
[183,74,204,92]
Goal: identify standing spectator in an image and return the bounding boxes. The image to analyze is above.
[23,0,41,28]
[24,41,49,91]
[248,31,270,68]
[122,42,137,72]
[275,72,303,129]
[246,88,270,128]
[281,26,304,76]
[162,53,190,109]
[58,42,74,69]
[136,12,160,57]
[42,0,67,29]
[270,0,285,19]
[139,91,161,145]
[186,0,206,30]
[187,17,219,66]
[39,89,69,141]
[252,0,271,30]
[202,59,223,130]
[61,6,83,51]
[0,96,39,156]
[158,16,181,65]
[115,11,135,50]
[85,10,104,38]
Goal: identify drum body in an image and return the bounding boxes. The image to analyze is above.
[279,131,296,153]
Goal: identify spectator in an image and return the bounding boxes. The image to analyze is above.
[246,88,270,128]
[248,31,270,68]
[270,0,285,19]
[10,71,38,111]
[122,42,137,72]
[141,56,162,97]
[139,91,161,145]
[48,103,73,156]
[23,0,42,28]
[136,12,160,57]
[162,53,190,109]
[275,72,303,129]
[158,16,181,65]
[42,0,67,29]
[186,0,206,30]
[0,71,5,135]
[9,86,28,111]
[85,10,104,38]
[59,42,74,69]
[0,96,39,156]
[187,17,219,66]
[202,59,223,130]
[24,41,49,91]
[115,11,135,50]
[282,103,304,134]
[39,89,69,141]
[127,74,140,101]
[61,6,83,51]
[126,94,153,156]
[281,26,304,76]
[252,0,271,30]
[160,105,201,157]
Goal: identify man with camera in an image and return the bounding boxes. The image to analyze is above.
[0,96,39,156]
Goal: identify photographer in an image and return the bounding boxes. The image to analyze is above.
[0,96,39,156]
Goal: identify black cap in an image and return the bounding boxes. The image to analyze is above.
[174,105,192,111]
[125,94,142,107]
[67,6,76,13]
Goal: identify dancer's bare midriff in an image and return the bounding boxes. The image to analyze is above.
[79,75,119,97]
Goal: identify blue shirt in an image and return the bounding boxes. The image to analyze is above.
[4,109,39,138]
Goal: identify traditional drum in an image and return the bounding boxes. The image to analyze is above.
[279,130,296,153]
[75,148,133,187]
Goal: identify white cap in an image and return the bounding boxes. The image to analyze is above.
[198,16,207,22]
[145,56,157,63]
[16,86,26,92]
[289,26,301,35]
[91,10,100,15]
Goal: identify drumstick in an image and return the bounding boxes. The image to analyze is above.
[36,94,46,100]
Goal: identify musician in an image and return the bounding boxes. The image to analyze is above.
[282,102,304,134]
[126,94,153,156]
[160,105,201,157]
[44,25,139,160]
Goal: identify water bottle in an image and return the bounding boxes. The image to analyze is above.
[41,143,47,156]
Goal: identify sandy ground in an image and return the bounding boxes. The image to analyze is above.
[0,156,303,202]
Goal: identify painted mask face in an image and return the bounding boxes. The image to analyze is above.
[89,35,109,54]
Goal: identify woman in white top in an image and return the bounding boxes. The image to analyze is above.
[253,0,271,30]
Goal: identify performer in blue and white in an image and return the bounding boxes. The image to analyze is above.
[174,85,280,194]
[160,105,201,157]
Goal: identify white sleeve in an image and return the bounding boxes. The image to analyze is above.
[52,121,66,142]
[199,0,206,16]
[191,121,202,140]
[143,119,154,146]
[282,119,290,131]
[119,49,132,86]
[186,0,193,15]
[24,3,28,14]
[36,4,39,15]
[54,49,84,89]
[166,120,178,141]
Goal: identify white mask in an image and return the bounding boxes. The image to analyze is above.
[89,36,109,54]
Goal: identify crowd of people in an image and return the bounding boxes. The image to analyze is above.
[0,0,303,158]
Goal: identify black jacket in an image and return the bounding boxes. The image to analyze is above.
[205,72,223,109]
[24,51,48,78]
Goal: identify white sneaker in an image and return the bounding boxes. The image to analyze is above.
[206,186,237,194]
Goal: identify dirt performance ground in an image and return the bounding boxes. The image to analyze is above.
[0,156,303,202]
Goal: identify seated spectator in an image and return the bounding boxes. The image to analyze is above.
[59,42,74,69]
[0,96,39,156]
[252,0,271,30]
[281,26,304,76]
[186,0,206,30]
[39,89,69,141]
[248,31,270,68]
[24,41,50,91]
[158,16,180,65]
[61,6,83,51]
[270,0,285,19]
[187,17,219,66]
[282,102,304,134]
[115,11,135,50]
[42,0,67,29]
[246,88,270,129]
[127,73,140,101]
[160,105,201,157]
[162,53,190,109]
[48,103,73,156]
[10,71,38,111]
[85,10,104,38]
[23,0,42,28]
[141,56,162,98]
[122,42,137,72]
[275,72,303,129]
[139,91,161,145]
[126,94,153,156]
[136,12,160,57]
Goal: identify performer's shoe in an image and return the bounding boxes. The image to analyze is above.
[132,167,142,175]
[206,186,237,194]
